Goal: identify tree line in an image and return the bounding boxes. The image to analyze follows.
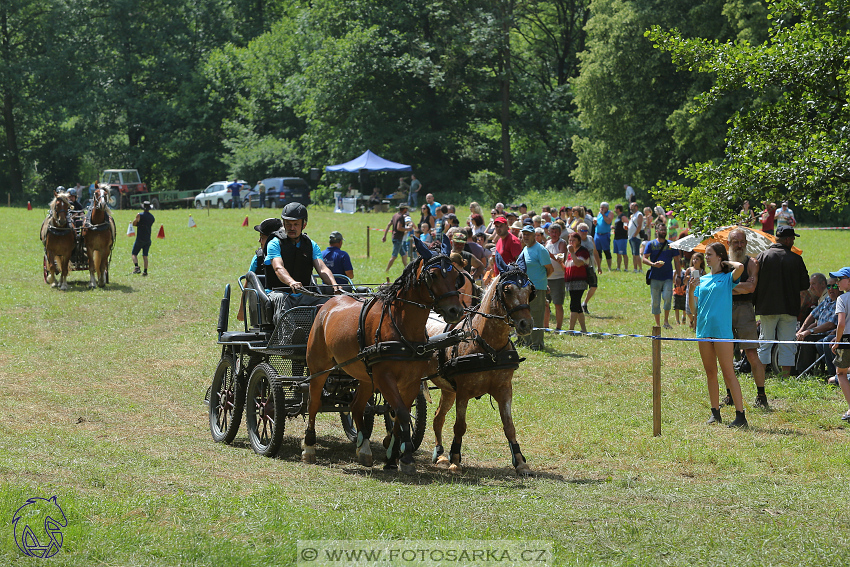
[2,0,847,225]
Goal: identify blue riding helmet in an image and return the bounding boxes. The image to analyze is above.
[67,188,77,196]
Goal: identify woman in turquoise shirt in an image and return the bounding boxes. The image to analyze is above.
[688,242,747,428]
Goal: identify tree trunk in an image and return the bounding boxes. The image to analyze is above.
[1,8,23,201]
[500,2,513,179]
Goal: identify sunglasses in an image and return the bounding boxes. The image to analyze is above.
[827,284,840,289]
[579,229,588,232]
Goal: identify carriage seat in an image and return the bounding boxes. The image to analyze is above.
[243,271,274,330]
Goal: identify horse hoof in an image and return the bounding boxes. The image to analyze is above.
[400,462,416,474]
[301,449,316,464]
[356,446,373,468]
[448,463,463,475]
[516,463,534,477]
[434,455,451,469]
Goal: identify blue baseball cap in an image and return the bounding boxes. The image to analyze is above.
[829,267,850,279]
[521,225,535,233]
[543,222,551,229]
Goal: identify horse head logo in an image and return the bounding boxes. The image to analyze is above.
[12,496,67,558]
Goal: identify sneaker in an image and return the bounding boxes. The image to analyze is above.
[728,411,748,429]
[663,323,673,330]
[706,408,722,425]
[582,304,589,314]
[132,267,141,274]
[142,271,148,277]
[753,394,769,409]
[719,394,733,407]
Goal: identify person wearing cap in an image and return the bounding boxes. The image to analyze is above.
[382,203,412,272]
[237,218,283,321]
[493,216,522,273]
[665,211,679,241]
[131,201,155,276]
[510,220,522,238]
[828,267,850,420]
[517,225,553,350]
[595,202,614,271]
[775,201,796,229]
[249,218,283,274]
[323,231,353,279]
[265,202,339,297]
[449,232,484,277]
[753,225,810,377]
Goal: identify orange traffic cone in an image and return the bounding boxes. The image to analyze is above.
[242,216,249,227]
[188,216,197,228]
[157,225,165,239]
[27,201,32,210]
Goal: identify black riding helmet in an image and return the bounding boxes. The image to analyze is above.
[280,202,308,222]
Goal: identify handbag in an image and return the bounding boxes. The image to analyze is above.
[645,240,669,285]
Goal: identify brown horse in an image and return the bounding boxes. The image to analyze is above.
[40,191,76,291]
[427,251,535,476]
[303,239,466,473]
[84,186,116,288]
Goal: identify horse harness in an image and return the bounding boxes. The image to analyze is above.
[432,265,533,391]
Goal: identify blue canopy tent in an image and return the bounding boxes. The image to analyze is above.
[324,150,411,173]
[326,151,412,213]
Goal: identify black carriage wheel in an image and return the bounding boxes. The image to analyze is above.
[246,363,285,457]
[340,406,375,442]
[209,355,244,444]
[383,391,427,451]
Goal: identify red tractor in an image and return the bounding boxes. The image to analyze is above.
[101,169,148,209]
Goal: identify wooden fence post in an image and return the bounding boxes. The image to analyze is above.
[652,325,662,437]
[367,226,370,258]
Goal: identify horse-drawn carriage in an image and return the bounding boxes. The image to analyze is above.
[207,273,430,459]
[207,239,536,475]
[41,188,115,290]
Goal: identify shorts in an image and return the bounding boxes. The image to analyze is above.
[547,278,565,305]
[391,238,409,258]
[673,294,685,311]
[836,336,850,369]
[613,239,628,256]
[586,269,598,288]
[594,232,611,252]
[731,302,759,344]
[628,237,642,256]
[132,240,151,256]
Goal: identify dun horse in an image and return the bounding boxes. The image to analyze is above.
[84,186,116,288]
[40,191,76,291]
[304,239,466,473]
[427,252,535,476]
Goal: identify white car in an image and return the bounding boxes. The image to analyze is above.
[193,180,252,209]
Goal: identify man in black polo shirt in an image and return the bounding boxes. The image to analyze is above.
[131,201,155,276]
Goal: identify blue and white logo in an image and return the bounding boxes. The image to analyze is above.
[12,496,67,558]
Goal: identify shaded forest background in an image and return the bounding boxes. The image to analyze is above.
[5,0,843,224]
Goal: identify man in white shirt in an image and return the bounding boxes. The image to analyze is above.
[627,202,644,273]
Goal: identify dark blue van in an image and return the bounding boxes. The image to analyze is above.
[249,177,311,208]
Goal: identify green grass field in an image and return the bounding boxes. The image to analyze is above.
[2,205,850,566]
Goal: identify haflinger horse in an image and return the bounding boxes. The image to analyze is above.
[40,191,76,291]
[426,251,535,476]
[304,238,466,473]
[84,186,116,288]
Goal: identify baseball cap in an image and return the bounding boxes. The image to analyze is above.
[451,232,466,243]
[506,211,518,217]
[511,221,522,230]
[543,222,551,229]
[828,267,850,279]
[254,218,282,236]
[521,225,535,233]
[329,230,344,242]
[494,216,508,224]
[775,226,800,238]
[397,203,409,210]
